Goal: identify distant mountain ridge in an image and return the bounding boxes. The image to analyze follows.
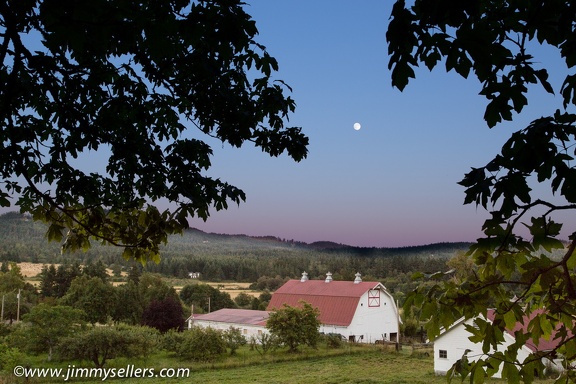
[0,211,472,263]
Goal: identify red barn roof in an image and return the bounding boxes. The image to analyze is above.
[487,309,571,352]
[266,279,385,326]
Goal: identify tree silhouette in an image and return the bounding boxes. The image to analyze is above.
[388,0,576,381]
[0,0,308,262]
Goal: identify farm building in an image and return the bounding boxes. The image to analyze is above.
[187,308,270,340]
[267,272,400,343]
[188,272,400,344]
[433,309,566,378]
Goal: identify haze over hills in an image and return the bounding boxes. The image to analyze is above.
[0,211,474,284]
[0,211,471,260]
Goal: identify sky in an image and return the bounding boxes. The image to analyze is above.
[187,1,573,248]
[6,1,571,248]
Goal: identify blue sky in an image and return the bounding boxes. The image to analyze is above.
[6,1,568,248]
[190,1,572,247]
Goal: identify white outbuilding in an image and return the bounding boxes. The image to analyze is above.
[187,308,270,340]
[433,309,567,378]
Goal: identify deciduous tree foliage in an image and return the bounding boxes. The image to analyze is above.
[60,275,116,324]
[388,1,576,382]
[0,263,37,321]
[266,301,320,353]
[11,304,85,361]
[163,326,226,361]
[0,0,308,262]
[179,282,235,312]
[57,324,159,368]
[222,326,246,355]
[141,296,184,333]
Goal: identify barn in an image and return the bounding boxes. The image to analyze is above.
[266,272,400,343]
[188,272,400,344]
[187,308,270,340]
[433,309,566,378]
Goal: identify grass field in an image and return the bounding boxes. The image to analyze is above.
[7,344,556,384]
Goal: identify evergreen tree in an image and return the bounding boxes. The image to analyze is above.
[82,260,108,281]
[39,265,57,298]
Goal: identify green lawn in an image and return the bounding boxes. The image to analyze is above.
[13,345,555,384]
[182,352,445,384]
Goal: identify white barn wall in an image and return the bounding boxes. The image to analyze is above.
[192,319,268,341]
[319,288,399,343]
[319,324,348,337]
[346,290,399,343]
[433,317,532,379]
[434,318,480,376]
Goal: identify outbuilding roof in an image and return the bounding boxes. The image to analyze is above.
[266,279,386,326]
[437,309,570,353]
[487,309,570,352]
[190,308,270,327]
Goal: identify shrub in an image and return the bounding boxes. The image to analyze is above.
[115,323,160,358]
[250,333,280,356]
[57,324,160,368]
[161,329,185,353]
[177,327,226,362]
[222,327,246,355]
[324,333,344,349]
[401,318,419,339]
[0,343,29,372]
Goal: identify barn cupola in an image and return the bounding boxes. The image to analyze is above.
[325,272,333,283]
[354,272,362,284]
[300,271,309,282]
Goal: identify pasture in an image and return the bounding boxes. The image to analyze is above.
[10,344,556,384]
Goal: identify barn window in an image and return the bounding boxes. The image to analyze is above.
[439,350,447,359]
[368,289,380,307]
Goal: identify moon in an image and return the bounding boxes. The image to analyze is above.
[353,122,361,131]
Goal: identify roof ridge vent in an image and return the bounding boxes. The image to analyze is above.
[354,272,362,284]
[325,272,333,283]
[300,271,309,282]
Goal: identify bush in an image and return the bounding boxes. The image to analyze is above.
[401,318,419,338]
[324,333,344,349]
[250,333,280,356]
[0,343,29,372]
[115,324,160,358]
[222,327,246,355]
[0,324,12,339]
[57,324,160,368]
[161,329,185,353]
[175,327,226,362]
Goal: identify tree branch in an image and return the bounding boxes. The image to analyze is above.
[560,237,576,300]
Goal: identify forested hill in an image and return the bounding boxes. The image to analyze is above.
[0,211,471,282]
